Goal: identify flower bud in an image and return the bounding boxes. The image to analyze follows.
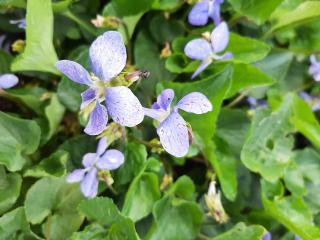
[11,39,25,53]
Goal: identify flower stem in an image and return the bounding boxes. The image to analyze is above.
[62,10,96,36]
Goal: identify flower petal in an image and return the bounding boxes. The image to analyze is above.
[96,137,108,156]
[55,60,91,85]
[191,58,213,79]
[210,1,221,25]
[157,112,189,157]
[188,1,210,26]
[89,31,127,81]
[80,168,98,198]
[80,88,96,110]
[84,102,108,135]
[175,92,212,114]
[106,86,144,127]
[156,89,175,110]
[82,153,98,168]
[96,149,124,170]
[0,74,19,89]
[184,39,213,60]
[211,21,229,53]
[66,169,86,183]
[143,107,164,122]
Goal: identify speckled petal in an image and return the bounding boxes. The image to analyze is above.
[80,168,98,198]
[82,153,98,168]
[157,89,175,110]
[157,112,189,157]
[0,74,19,89]
[96,149,124,170]
[106,86,144,127]
[188,1,210,26]
[89,31,127,81]
[55,60,91,85]
[96,137,108,156]
[84,102,108,135]
[175,92,212,114]
[184,38,213,60]
[211,21,229,53]
[66,169,86,183]
[80,88,96,110]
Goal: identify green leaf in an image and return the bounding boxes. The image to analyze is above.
[211,222,265,240]
[291,95,320,148]
[107,217,140,240]
[261,180,320,240]
[0,111,41,171]
[241,94,294,182]
[228,0,284,24]
[227,63,275,98]
[11,0,59,74]
[78,197,122,226]
[269,1,320,34]
[24,150,68,178]
[70,224,108,240]
[122,172,160,222]
[0,207,30,239]
[0,50,12,73]
[167,175,195,200]
[115,142,147,186]
[113,0,155,16]
[226,33,271,63]
[25,177,84,239]
[0,169,22,215]
[152,0,183,11]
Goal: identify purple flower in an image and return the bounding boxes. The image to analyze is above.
[66,137,124,198]
[247,97,267,109]
[144,89,212,157]
[56,31,144,135]
[0,74,19,89]
[309,55,320,82]
[10,18,26,29]
[294,235,301,240]
[188,0,224,26]
[184,21,232,79]
[299,91,320,111]
[263,232,271,240]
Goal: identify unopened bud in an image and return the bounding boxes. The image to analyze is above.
[91,15,120,29]
[160,174,173,190]
[11,39,25,53]
[202,31,211,41]
[160,42,172,58]
[100,122,125,145]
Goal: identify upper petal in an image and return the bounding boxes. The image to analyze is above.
[55,60,91,85]
[0,74,19,89]
[80,168,99,198]
[175,92,212,114]
[156,89,175,110]
[84,101,108,135]
[80,88,96,110]
[96,137,108,156]
[66,169,86,183]
[209,1,221,25]
[211,21,229,53]
[89,31,127,81]
[184,39,213,60]
[96,149,124,170]
[106,86,144,127]
[82,153,98,168]
[188,1,210,26]
[157,112,189,157]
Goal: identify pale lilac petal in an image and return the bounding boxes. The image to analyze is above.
[184,39,213,60]
[312,102,320,111]
[143,107,164,122]
[89,31,126,81]
[80,88,96,110]
[175,92,212,114]
[294,236,301,240]
[210,1,221,26]
[157,112,189,157]
[96,150,124,170]
[84,102,108,135]
[211,21,229,53]
[191,58,213,79]
[157,89,175,110]
[55,60,91,85]
[188,1,210,26]
[80,168,98,198]
[82,153,98,168]
[66,169,86,183]
[96,137,108,156]
[310,55,318,65]
[106,86,144,127]
[0,74,19,89]
[262,232,271,240]
[10,18,26,29]
[215,52,233,60]
[299,92,311,101]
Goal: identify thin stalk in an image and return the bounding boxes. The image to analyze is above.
[120,20,132,64]
[62,10,96,36]
[226,89,251,108]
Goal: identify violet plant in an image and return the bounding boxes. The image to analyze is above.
[188,0,224,26]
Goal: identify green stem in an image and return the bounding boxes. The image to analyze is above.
[62,10,96,36]
[226,89,251,108]
[120,20,132,64]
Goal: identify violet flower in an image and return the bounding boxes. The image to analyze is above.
[56,31,144,135]
[0,74,19,89]
[263,232,271,240]
[66,137,124,198]
[299,91,320,111]
[188,0,224,26]
[10,18,26,29]
[247,97,267,109]
[184,21,232,79]
[309,55,320,82]
[144,89,212,157]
